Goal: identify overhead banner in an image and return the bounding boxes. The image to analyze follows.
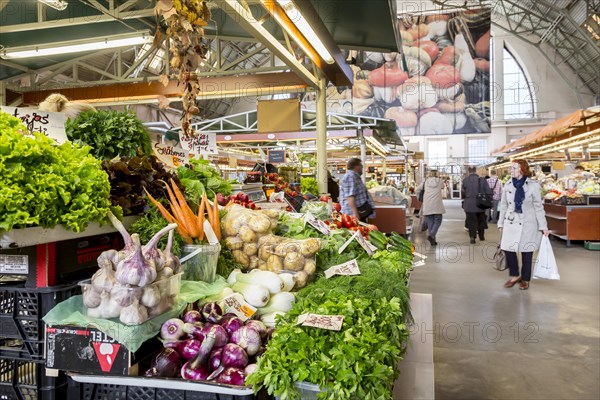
[1,106,68,143]
[179,131,218,155]
[302,8,492,136]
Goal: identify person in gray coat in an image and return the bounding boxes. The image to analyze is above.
[416,170,446,246]
[498,159,549,290]
[462,166,492,244]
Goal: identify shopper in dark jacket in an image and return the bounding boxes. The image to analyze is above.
[462,166,492,244]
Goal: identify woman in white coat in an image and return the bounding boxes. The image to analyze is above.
[498,160,549,290]
[417,170,446,246]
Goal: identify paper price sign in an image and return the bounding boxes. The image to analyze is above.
[1,107,68,144]
[0,255,29,274]
[222,293,256,321]
[179,132,218,155]
[297,313,344,331]
[324,259,361,279]
[354,230,376,256]
[305,212,331,236]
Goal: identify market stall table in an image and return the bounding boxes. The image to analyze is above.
[369,205,414,236]
[544,203,600,246]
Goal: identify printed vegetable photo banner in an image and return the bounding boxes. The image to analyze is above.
[304,8,491,136]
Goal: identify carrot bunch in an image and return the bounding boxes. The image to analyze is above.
[144,178,221,244]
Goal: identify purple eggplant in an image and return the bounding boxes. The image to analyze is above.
[245,320,267,340]
[209,348,223,371]
[200,302,223,324]
[161,318,185,341]
[230,326,261,356]
[216,367,246,386]
[219,315,244,337]
[207,343,249,380]
[164,339,201,360]
[180,327,218,381]
[144,348,182,378]
[183,310,203,324]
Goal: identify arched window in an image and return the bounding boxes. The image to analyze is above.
[503,47,535,119]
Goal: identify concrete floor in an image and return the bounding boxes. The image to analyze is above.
[409,200,600,400]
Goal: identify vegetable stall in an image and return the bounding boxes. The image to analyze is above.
[0,109,418,400]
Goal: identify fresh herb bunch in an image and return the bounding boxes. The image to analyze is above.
[129,202,186,255]
[0,111,114,231]
[177,158,233,206]
[102,155,179,215]
[300,177,319,196]
[66,109,152,160]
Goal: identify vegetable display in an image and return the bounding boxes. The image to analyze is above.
[176,158,233,204]
[83,212,182,325]
[300,177,319,197]
[147,300,274,385]
[65,109,152,159]
[102,155,179,216]
[221,205,321,287]
[246,243,413,400]
[145,181,221,244]
[0,111,113,232]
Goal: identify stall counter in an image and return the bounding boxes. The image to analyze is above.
[369,204,414,236]
[544,203,600,246]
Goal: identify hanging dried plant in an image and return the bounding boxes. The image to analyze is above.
[155,0,211,137]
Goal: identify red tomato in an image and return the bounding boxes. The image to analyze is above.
[335,220,343,229]
[425,64,460,89]
[332,202,341,212]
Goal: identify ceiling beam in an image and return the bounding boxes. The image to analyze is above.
[17,71,309,105]
[216,0,319,89]
[0,8,155,33]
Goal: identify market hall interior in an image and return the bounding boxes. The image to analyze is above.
[410,200,600,400]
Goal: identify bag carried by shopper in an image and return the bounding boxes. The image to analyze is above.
[533,236,560,280]
[492,245,507,271]
[476,177,493,209]
[418,186,425,202]
[357,202,374,219]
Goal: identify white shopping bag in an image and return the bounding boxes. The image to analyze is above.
[533,236,560,280]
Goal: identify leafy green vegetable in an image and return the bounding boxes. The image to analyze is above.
[102,155,179,216]
[301,177,319,196]
[177,158,233,205]
[65,109,152,160]
[300,201,329,220]
[0,111,114,232]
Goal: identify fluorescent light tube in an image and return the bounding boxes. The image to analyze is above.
[1,32,151,59]
[276,0,334,64]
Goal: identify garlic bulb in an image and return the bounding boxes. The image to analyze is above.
[87,306,103,318]
[91,263,116,291]
[142,223,178,272]
[157,266,174,281]
[162,229,182,274]
[111,283,141,307]
[141,285,161,308]
[98,291,122,319]
[115,234,157,287]
[82,285,102,308]
[119,299,149,326]
[148,297,174,317]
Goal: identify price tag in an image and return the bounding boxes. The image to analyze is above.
[179,132,218,155]
[222,293,256,321]
[413,260,426,267]
[0,255,29,274]
[304,212,330,236]
[1,107,68,144]
[324,259,361,279]
[287,213,305,220]
[413,252,427,260]
[297,313,344,331]
[353,230,376,256]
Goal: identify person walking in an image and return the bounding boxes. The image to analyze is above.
[416,170,445,246]
[487,170,503,223]
[339,158,375,223]
[498,159,549,291]
[462,166,492,244]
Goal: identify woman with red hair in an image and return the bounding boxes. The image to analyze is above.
[498,159,549,290]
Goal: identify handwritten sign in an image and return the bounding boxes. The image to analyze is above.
[354,230,376,256]
[297,313,344,331]
[268,149,286,163]
[1,107,68,144]
[222,293,257,321]
[152,141,196,169]
[324,259,361,279]
[305,212,330,236]
[179,132,218,155]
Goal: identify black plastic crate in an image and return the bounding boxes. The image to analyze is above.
[0,358,66,400]
[67,378,272,400]
[0,284,79,360]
